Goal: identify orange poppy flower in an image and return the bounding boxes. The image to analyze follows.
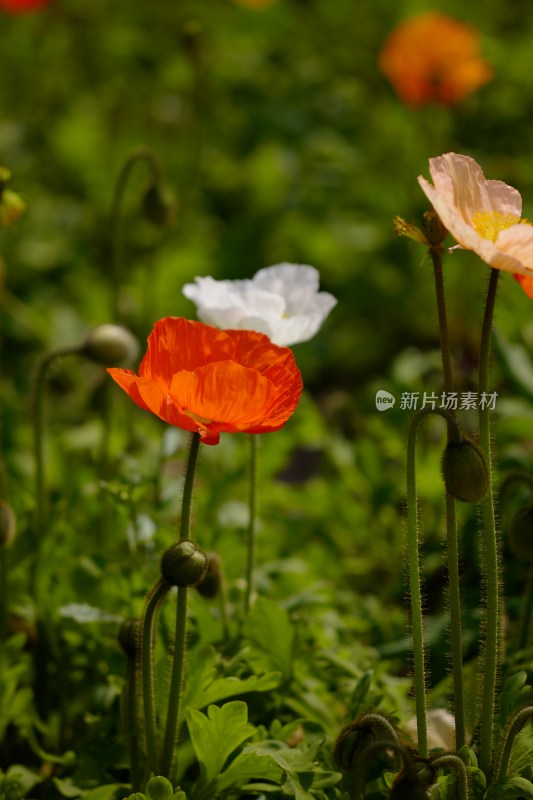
[514,274,533,299]
[0,0,48,12]
[379,12,493,107]
[107,317,303,446]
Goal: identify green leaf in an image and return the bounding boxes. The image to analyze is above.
[243,597,295,679]
[494,332,533,398]
[53,778,83,798]
[216,750,283,793]
[183,645,281,712]
[82,784,129,800]
[349,670,372,718]
[508,723,533,776]
[485,776,533,798]
[499,672,529,728]
[186,701,255,787]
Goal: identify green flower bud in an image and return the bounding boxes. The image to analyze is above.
[509,505,533,562]
[145,777,174,800]
[142,183,177,228]
[441,438,488,503]
[0,500,16,547]
[118,617,141,658]
[333,720,374,771]
[422,209,447,246]
[195,551,222,598]
[161,542,208,587]
[0,190,26,226]
[83,324,139,366]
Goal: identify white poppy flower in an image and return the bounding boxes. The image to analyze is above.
[182,263,337,346]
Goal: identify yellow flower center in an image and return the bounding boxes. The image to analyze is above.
[472,211,531,242]
[183,408,213,425]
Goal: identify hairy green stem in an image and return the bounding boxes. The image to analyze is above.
[478,268,500,777]
[244,435,258,615]
[109,147,162,322]
[351,740,417,800]
[407,407,461,759]
[431,754,470,800]
[431,246,466,750]
[32,346,81,544]
[159,432,201,779]
[494,705,533,779]
[141,578,170,777]
[124,656,141,791]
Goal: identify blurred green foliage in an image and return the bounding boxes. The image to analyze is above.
[2,0,533,795]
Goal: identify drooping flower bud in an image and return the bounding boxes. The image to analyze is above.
[145,776,174,800]
[161,541,208,587]
[0,167,26,227]
[333,720,375,771]
[195,551,222,598]
[509,506,533,562]
[441,437,488,503]
[117,618,141,658]
[142,183,177,228]
[0,500,16,547]
[422,209,447,246]
[83,324,139,366]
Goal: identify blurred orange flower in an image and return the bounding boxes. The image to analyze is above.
[108,317,303,446]
[0,0,48,11]
[234,0,278,8]
[379,12,493,106]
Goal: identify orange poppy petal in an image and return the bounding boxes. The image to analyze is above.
[514,273,533,299]
[139,317,232,381]
[170,361,281,432]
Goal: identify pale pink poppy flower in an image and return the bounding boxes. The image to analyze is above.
[418,153,533,294]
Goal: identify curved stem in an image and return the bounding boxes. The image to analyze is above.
[498,471,533,508]
[109,148,162,322]
[159,432,201,779]
[244,435,258,615]
[407,406,461,759]
[431,246,466,750]
[351,740,417,800]
[32,346,81,545]
[431,754,470,800]
[357,714,401,770]
[478,268,500,777]
[141,578,171,777]
[494,705,533,779]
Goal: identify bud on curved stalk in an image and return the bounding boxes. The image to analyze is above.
[509,506,533,562]
[161,541,209,588]
[142,183,177,228]
[118,617,141,659]
[333,713,401,773]
[83,324,139,366]
[195,551,222,598]
[0,166,26,226]
[441,437,488,503]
